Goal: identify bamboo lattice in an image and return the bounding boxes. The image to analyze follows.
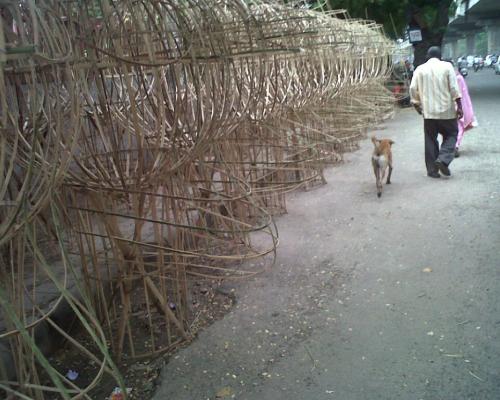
[1,1,395,398]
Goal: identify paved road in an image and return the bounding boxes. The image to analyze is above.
[153,69,500,400]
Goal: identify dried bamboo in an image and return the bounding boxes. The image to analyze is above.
[1,0,395,398]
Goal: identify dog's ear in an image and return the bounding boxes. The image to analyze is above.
[389,140,395,145]
[371,136,379,146]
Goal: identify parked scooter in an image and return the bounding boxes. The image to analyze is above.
[473,59,484,72]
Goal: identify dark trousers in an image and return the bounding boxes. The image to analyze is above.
[424,118,458,174]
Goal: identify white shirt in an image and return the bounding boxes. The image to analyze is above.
[410,58,461,120]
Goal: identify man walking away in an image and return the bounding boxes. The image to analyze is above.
[410,46,463,178]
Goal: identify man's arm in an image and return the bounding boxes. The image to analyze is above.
[456,98,463,119]
[409,70,422,115]
[447,66,463,118]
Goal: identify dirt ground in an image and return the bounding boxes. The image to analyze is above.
[151,69,500,400]
[41,280,234,400]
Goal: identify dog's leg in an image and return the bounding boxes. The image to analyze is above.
[376,177,382,197]
[386,147,393,184]
[386,163,393,184]
[372,158,378,179]
[373,159,382,198]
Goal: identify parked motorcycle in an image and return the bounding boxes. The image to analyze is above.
[473,60,484,72]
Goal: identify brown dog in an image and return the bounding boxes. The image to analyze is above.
[371,136,394,198]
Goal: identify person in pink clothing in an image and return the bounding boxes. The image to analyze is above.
[454,71,477,157]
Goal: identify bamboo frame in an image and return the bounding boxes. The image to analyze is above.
[1,1,395,398]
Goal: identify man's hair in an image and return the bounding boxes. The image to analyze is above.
[427,46,442,60]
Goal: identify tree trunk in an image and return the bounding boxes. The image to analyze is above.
[413,33,446,67]
[409,0,453,67]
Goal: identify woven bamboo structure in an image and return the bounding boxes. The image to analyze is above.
[0,2,125,399]
[1,1,394,398]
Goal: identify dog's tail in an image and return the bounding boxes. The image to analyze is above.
[374,154,388,170]
[373,153,388,198]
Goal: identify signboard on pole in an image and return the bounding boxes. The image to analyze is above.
[408,29,423,43]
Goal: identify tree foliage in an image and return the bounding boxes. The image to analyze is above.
[323,0,409,39]
[306,0,455,65]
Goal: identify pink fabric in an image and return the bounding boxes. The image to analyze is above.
[456,73,477,149]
